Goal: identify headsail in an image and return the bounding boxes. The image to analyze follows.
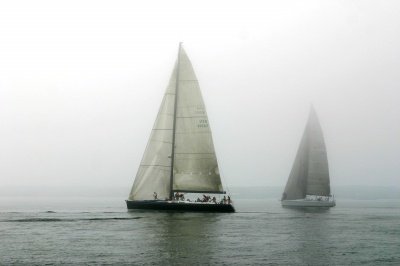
[129,45,224,200]
[282,107,330,200]
[128,65,177,200]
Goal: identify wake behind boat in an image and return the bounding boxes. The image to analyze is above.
[126,44,235,212]
[281,106,335,208]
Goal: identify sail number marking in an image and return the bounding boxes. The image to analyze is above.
[197,119,208,128]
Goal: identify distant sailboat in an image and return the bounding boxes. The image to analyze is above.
[126,44,235,212]
[281,107,335,207]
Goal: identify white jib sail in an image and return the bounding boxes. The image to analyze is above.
[128,66,177,200]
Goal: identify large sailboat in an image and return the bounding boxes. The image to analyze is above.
[281,107,335,207]
[126,44,235,212]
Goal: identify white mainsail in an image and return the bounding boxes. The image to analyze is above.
[282,107,331,200]
[173,48,223,193]
[129,45,224,200]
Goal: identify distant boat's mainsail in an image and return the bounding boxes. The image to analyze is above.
[129,45,224,201]
[282,107,331,200]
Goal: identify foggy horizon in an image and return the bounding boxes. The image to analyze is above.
[1,0,399,190]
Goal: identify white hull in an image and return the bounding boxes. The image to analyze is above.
[282,199,336,207]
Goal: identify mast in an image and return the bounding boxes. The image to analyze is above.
[169,42,182,200]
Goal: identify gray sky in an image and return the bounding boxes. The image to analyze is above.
[0,0,399,190]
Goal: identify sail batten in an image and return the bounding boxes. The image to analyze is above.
[282,107,331,200]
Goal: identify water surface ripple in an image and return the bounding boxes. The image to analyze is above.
[0,198,399,265]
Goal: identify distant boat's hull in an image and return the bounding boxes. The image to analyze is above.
[281,199,336,207]
[126,200,235,212]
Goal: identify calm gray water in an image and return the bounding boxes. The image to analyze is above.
[0,197,399,265]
